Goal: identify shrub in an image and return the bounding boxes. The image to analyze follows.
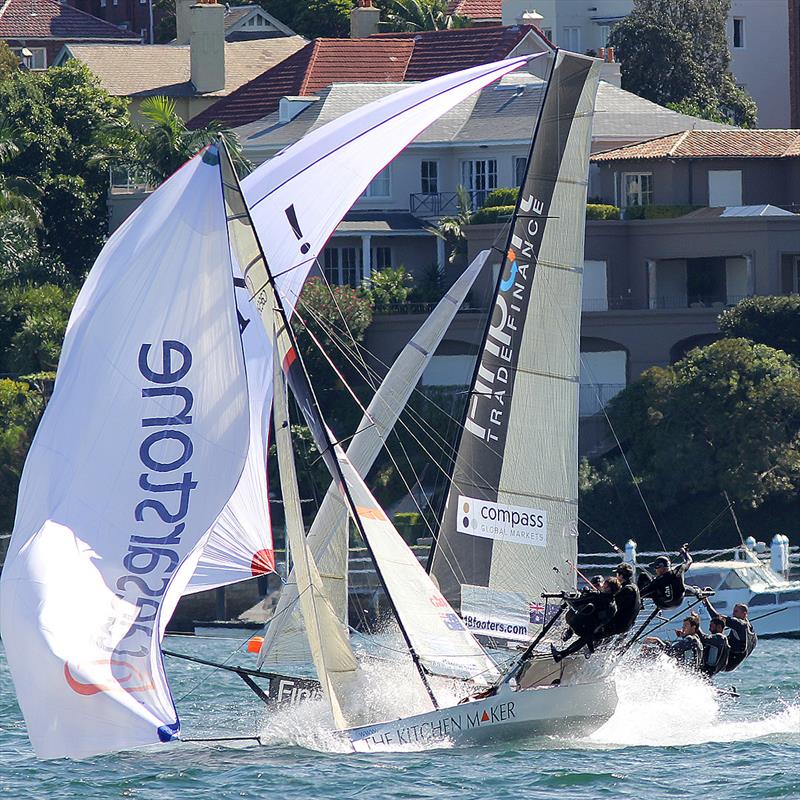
[586,203,620,220]
[482,187,518,208]
[624,204,699,220]
[470,205,515,224]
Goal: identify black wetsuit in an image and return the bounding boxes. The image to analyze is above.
[698,631,730,676]
[638,552,693,609]
[655,634,703,671]
[600,582,641,637]
[722,616,757,671]
[554,592,617,660]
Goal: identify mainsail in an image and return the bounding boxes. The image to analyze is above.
[0,147,251,759]
[259,251,489,669]
[187,55,540,593]
[429,51,601,642]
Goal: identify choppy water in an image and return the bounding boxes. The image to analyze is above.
[1,635,798,799]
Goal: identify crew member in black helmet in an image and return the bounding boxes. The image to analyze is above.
[638,544,699,609]
[599,562,641,638]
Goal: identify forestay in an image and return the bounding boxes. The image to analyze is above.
[0,147,251,760]
[259,251,489,669]
[429,51,601,642]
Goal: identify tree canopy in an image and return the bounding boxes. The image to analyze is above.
[609,0,757,127]
[257,0,353,38]
[379,0,469,31]
[718,295,800,360]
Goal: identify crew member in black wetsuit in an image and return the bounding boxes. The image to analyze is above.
[599,562,641,638]
[638,545,699,609]
[644,613,704,671]
[698,616,730,677]
[702,597,757,671]
[550,577,620,663]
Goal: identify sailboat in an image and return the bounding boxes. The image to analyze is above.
[0,45,614,760]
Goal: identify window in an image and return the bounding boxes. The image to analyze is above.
[598,25,610,47]
[323,247,361,287]
[749,593,777,607]
[12,47,46,70]
[420,161,438,194]
[563,26,580,52]
[363,166,390,198]
[542,28,552,41]
[513,156,527,187]
[100,0,106,5]
[622,172,653,207]
[372,246,392,270]
[461,159,497,208]
[733,17,745,48]
[708,170,742,207]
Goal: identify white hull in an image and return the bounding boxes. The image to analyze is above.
[345,678,617,751]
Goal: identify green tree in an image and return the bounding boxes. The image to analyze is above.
[718,296,800,360]
[0,42,19,82]
[258,0,352,38]
[133,96,250,184]
[609,0,757,127]
[430,185,472,266]
[0,378,44,533]
[0,283,76,374]
[379,0,469,31]
[605,338,800,511]
[362,266,413,308]
[0,62,132,280]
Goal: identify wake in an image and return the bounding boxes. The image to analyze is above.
[589,655,800,748]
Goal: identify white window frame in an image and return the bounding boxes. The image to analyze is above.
[563,26,581,52]
[372,246,392,270]
[12,46,47,70]
[461,158,497,208]
[733,17,745,49]
[622,172,653,207]
[323,246,362,287]
[420,160,438,194]
[362,165,391,199]
[598,24,610,48]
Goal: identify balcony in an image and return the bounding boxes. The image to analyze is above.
[410,191,493,217]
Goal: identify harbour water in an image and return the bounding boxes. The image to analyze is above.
[1,636,798,799]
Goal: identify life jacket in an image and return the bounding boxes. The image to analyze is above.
[667,634,703,671]
[700,632,730,676]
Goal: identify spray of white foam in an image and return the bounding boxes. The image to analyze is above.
[589,653,800,748]
[257,624,463,753]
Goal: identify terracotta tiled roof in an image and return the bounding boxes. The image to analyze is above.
[446,0,501,21]
[64,38,306,97]
[0,0,139,40]
[592,129,800,161]
[190,24,539,129]
[372,25,533,80]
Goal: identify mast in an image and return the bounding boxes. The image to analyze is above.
[217,140,441,707]
[428,51,602,637]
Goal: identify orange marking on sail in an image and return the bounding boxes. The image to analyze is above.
[356,505,388,521]
[507,249,516,262]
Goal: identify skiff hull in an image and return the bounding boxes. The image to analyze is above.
[345,679,618,751]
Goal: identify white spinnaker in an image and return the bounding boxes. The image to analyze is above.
[186,58,534,594]
[334,445,501,687]
[241,55,538,313]
[272,321,357,730]
[0,148,250,760]
[259,251,489,669]
[185,264,274,593]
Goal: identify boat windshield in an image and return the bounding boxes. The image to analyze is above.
[731,564,783,588]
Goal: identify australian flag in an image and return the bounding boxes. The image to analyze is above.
[529,602,558,625]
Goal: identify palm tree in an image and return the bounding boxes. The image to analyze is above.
[133,96,251,185]
[429,184,472,266]
[382,0,470,32]
[0,116,42,227]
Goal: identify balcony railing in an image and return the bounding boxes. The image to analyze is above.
[410,190,492,216]
[579,383,626,417]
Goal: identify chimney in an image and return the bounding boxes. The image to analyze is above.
[190,1,225,94]
[175,0,194,45]
[350,0,380,38]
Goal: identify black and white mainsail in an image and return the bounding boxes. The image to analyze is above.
[429,51,601,640]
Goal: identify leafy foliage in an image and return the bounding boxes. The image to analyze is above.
[482,187,518,208]
[469,205,514,224]
[379,0,470,32]
[0,283,76,373]
[0,62,131,279]
[623,204,699,219]
[133,96,250,185]
[586,203,620,220]
[603,339,800,511]
[257,0,352,38]
[0,42,19,82]
[718,296,800,359]
[0,378,44,533]
[609,0,757,127]
[429,185,472,266]
[363,266,413,308]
